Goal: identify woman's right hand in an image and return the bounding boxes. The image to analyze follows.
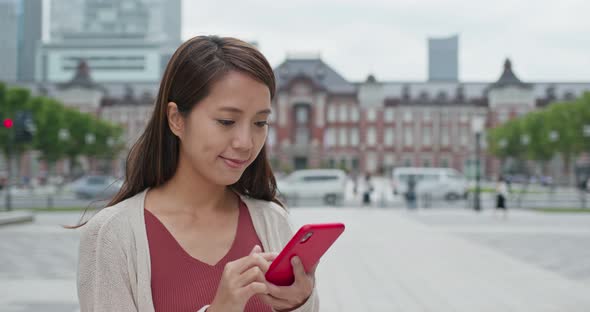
[207,245,277,312]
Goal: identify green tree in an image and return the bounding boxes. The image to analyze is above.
[32,98,68,171]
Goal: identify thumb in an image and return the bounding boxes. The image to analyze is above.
[250,244,262,255]
[291,256,307,279]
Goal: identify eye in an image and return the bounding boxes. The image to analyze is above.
[255,121,269,127]
[217,120,235,126]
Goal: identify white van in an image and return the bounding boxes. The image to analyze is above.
[392,167,468,201]
[277,169,347,205]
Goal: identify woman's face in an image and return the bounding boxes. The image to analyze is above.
[171,70,272,186]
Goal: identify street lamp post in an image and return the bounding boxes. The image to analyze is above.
[471,116,485,212]
[4,127,14,211]
[85,133,95,174]
[581,125,590,208]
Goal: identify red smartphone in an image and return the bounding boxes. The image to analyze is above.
[265,223,345,286]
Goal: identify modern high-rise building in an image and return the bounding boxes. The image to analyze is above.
[18,0,42,81]
[0,0,19,82]
[0,0,43,82]
[39,0,182,83]
[428,35,459,82]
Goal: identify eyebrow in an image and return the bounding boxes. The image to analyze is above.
[218,107,272,115]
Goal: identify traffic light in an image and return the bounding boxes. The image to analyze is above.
[3,118,13,129]
[14,111,35,143]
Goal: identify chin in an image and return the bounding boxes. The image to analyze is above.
[213,172,243,187]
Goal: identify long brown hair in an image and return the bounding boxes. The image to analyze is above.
[73,36,282,228]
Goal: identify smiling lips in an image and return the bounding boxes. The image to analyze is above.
[220,156,248,169]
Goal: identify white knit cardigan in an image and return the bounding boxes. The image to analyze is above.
[77,188,319,312]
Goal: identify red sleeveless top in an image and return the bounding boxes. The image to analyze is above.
[145,199,273,312]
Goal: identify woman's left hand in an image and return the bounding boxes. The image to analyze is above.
[260,256,315,311]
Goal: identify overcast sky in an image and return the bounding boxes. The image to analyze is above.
[182,0,589,83]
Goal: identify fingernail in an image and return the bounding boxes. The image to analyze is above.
[291,256,299,265]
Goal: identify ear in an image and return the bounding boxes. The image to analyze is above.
[167,102,184,138]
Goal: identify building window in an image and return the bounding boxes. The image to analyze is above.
[384,154,395,167]
[404,158,412,167]
[339,128,347,146]
[441,127,450,146]
[328,104,337,122]
[328,159,335,168]
[403,110,412,122]
[295,128,309,145]
[350,127,359,146]
[460,128,468,146]
[422,128,432,146]
[367,127,376,146]
[352,158,359,170]
[366,108,377,122]
[404,127,413,146]
[350,106,359,122]
[366,152,377,172]
[422,158,431,167]
[324,128,335,147]
[460,112,469,123]
[296,106,309,124]
[441,109,449,122]
[339,104,348,122]
[385,108,395,122]
[384,127,395,146]
[441,157,450,168]
[339,158,347,170]
[424,110,431,122]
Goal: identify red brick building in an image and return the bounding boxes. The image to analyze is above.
[268,56,590,180]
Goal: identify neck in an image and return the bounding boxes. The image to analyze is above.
[156,155,236,216]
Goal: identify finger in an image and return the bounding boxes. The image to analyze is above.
[259,294,292,310]
[291,256,308,281]
[232,252,277,273]
[239,281,268,299]
[249,244,262,255]
[265,281,289,299]
[236,266,266,288]
[230,252,277,273]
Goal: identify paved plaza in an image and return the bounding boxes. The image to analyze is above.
[1,206,590,311]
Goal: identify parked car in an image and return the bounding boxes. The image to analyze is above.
[277,169,347,206]
[66,175,123,199]
[392,167,468,201]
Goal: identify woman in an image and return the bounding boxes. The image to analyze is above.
[76,36,319,312]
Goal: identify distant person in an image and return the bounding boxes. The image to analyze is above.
[495,176,509,219]
[362,173,374,205]
[405,176,417,209]
[505,175,513,193]
[351,171,359,196]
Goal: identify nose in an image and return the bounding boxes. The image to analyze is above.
[231,124,254,151]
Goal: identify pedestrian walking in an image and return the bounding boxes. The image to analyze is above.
[495,175,509,219]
